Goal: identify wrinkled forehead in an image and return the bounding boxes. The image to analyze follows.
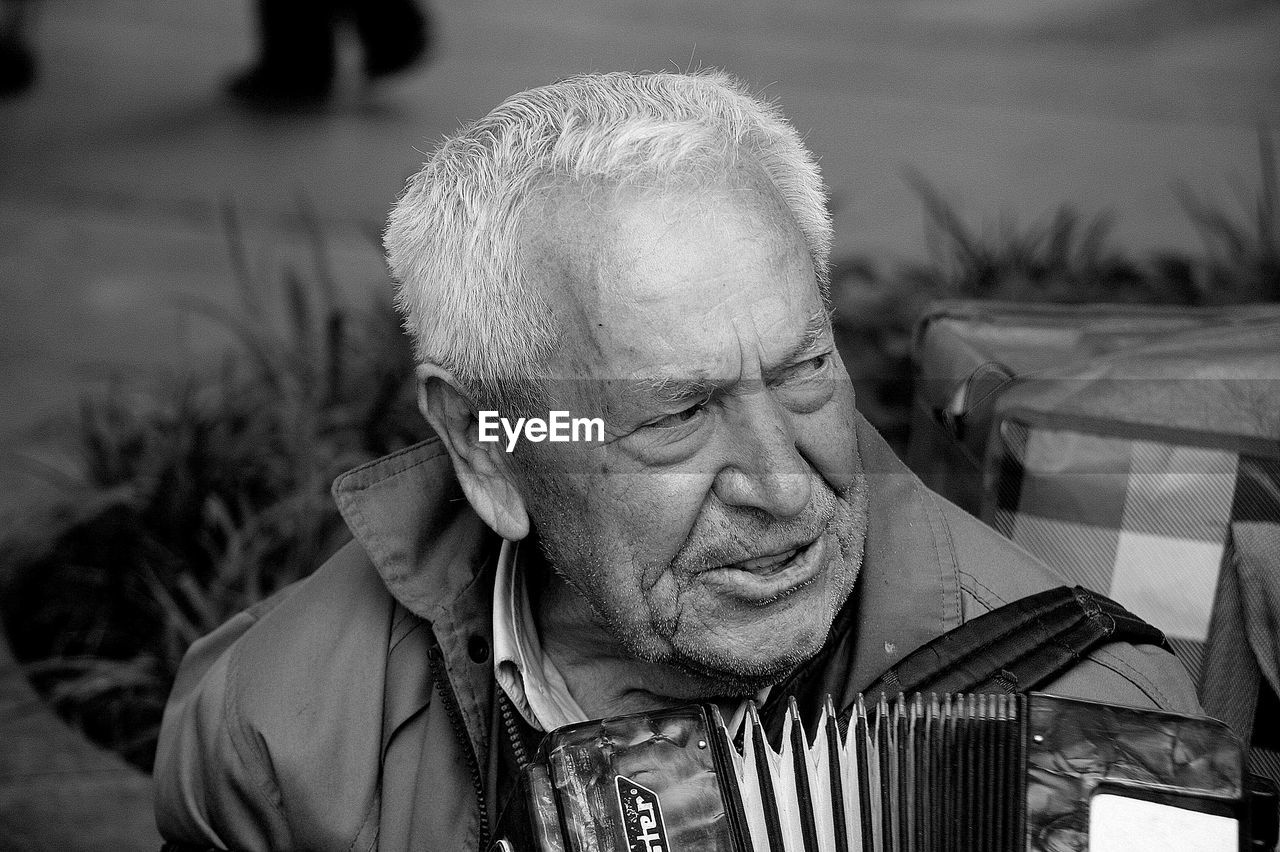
[520,173,826,388]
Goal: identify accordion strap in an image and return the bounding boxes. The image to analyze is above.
[759,585,1165,741]
[862,585,1167,699]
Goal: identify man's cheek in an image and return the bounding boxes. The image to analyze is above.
[633,570,700,640]
[798,398,861,490]
[652,582,738,640]
[612,482,706,547]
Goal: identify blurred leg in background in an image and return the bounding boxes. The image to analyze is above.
[353,0,430,80]
[228,0,432,105]
[0,0,36,97]
[228,0,341,103]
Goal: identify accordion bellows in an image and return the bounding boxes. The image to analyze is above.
[491,693,1246,852]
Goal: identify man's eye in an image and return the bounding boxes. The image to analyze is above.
[773,352,835,414]
[784,353,830,381]
[798,354,828,374]
[645,401,707,430]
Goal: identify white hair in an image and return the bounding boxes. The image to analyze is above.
[384,69,832,412]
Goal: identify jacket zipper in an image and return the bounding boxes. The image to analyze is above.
[427,635,490,847]
[498,690,531,770]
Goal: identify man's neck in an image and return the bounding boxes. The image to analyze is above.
[533,569,757,720]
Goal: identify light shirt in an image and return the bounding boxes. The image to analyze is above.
[491,539,769,735]
[492,539,587,731]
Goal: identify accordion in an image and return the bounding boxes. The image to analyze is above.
[490,692,1264,852]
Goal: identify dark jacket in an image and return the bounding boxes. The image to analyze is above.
[154,420,1199,851]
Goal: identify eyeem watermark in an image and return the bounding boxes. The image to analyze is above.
[478,410,604,452]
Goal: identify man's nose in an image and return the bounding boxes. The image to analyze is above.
[711,391,812,519]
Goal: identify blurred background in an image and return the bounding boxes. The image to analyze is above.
[0,0,1277,846]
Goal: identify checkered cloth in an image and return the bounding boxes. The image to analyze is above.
[988,415,1280,791]
[905,301,1280,834]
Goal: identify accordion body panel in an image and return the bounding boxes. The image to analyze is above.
[545,706,737,851]
[492,693,1247,852]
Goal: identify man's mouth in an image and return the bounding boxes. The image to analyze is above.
[733,547,803,574]
[702,535,827,604]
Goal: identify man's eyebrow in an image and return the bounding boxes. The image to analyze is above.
[633,371,719,406]
[628,310,832,407]
[769,309,834,371]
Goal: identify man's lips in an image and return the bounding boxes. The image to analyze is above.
[703,535,820,573]
[699,535,828,604]
[733,546,804,573]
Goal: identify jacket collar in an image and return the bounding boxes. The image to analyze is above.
[332,438,502,775]
[764,416,963,722]
[848,413,963,678]
[333,438,498,622]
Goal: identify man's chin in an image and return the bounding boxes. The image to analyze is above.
[666,630,829,697]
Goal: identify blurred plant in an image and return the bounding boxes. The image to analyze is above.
[829,254,922,449]
[896,169,1202,305]
[829,145,1279,449]
[1177,129,1280,304]
[0,202,429,770]
[830,178,1179,449]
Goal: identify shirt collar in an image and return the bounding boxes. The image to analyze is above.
[492,539,769,734]
[492,539,589,731]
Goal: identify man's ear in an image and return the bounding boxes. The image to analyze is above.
[416,364,530,542]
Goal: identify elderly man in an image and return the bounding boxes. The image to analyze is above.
[154,71,1196,851]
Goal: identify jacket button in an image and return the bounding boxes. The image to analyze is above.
[468,635,490,664]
